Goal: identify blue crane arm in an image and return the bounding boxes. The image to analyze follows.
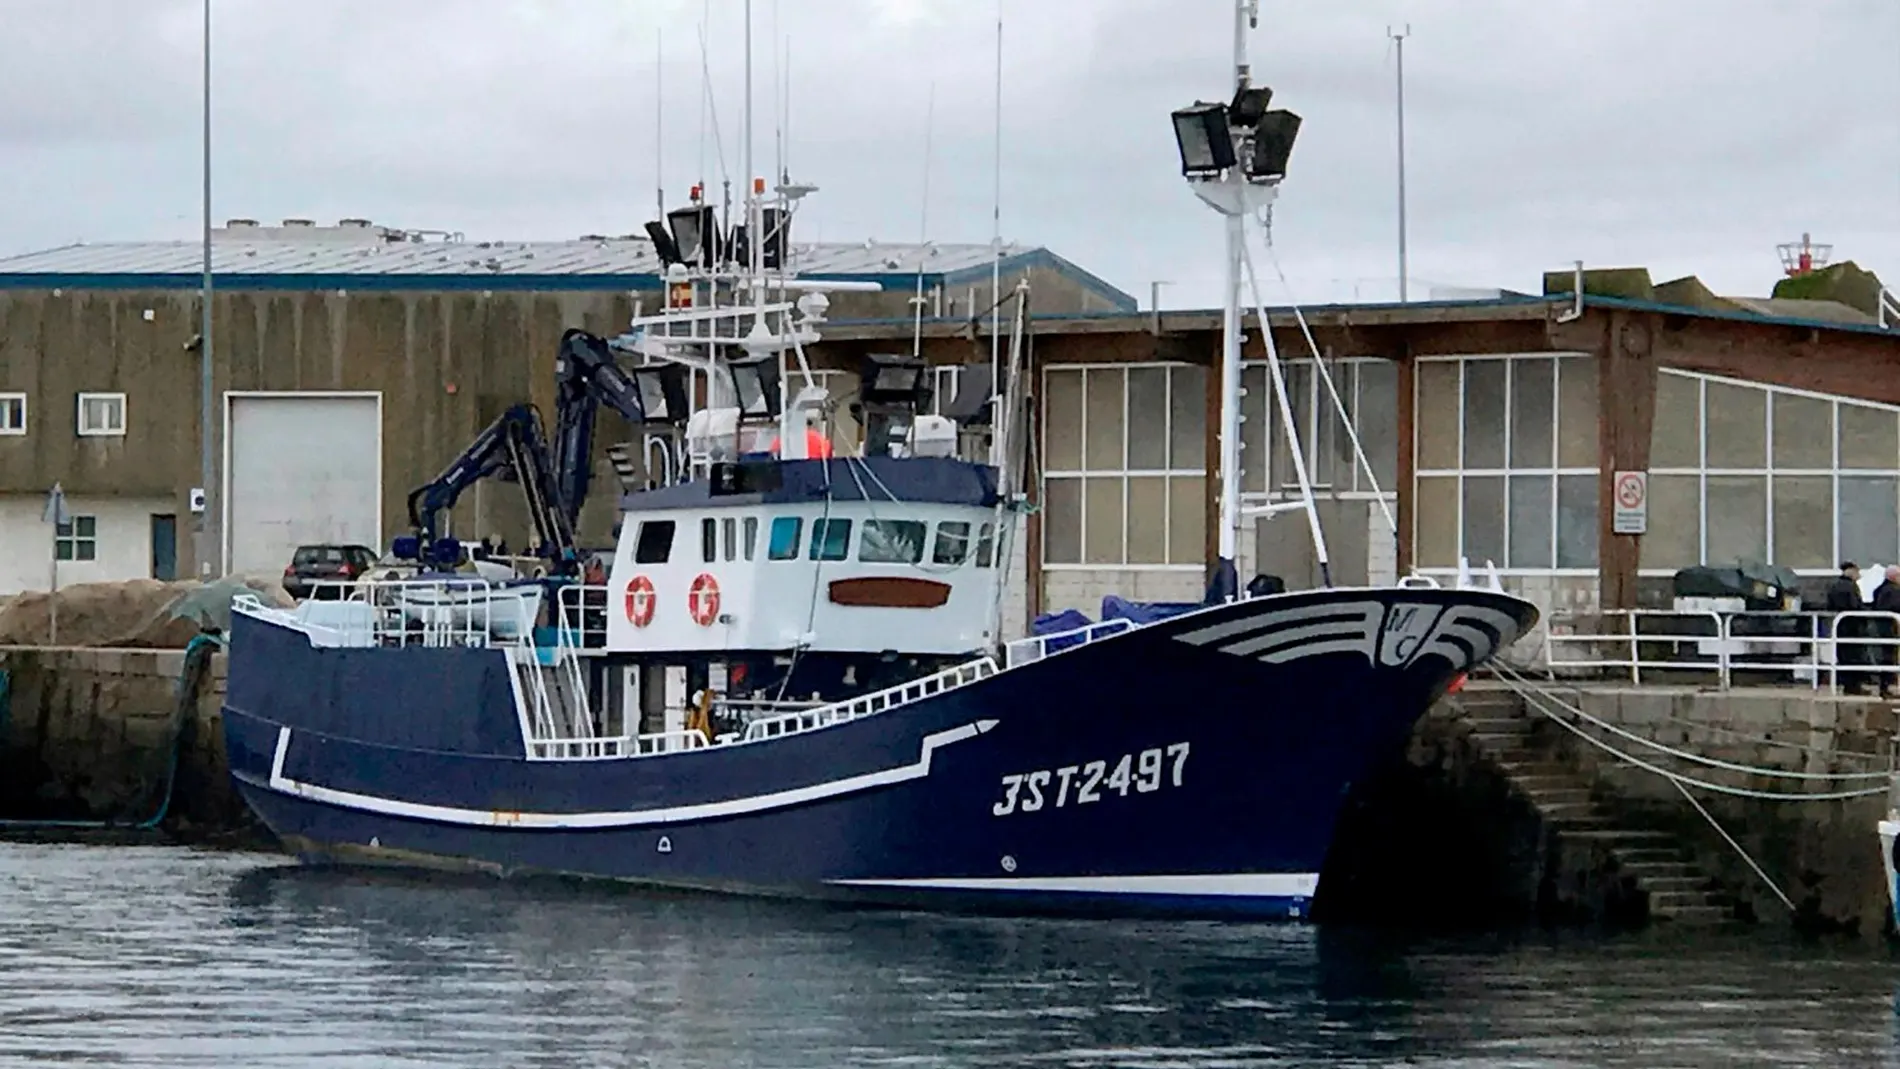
[403,403,578,570]
[552,327,651,528]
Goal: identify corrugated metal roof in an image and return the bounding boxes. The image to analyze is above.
[0,235,1027,280]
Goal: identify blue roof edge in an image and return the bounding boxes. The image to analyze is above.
[937,248,1139,313]
[0,269,972,293]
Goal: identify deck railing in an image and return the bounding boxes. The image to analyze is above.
[1542,608,1900,692]
[741,657,999,742]
[1003,618,1136,669]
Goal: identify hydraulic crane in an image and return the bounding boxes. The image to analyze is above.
[398,328,664,574]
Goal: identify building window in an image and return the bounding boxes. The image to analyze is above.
[77,392,126,437]
[56,516,97,562]
[0,393,24,435]
[1042,363,1207,567]
[1412,354,1599,572]
[1641,369,1900,574]
[1242,358,1399,499]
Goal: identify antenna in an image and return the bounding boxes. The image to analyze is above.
[989,1,1004,455]
[772,0,782,188]
[1388,24,1410,302]
[912,82,937,360]
[655,29,664,221]
[697,0,709,200]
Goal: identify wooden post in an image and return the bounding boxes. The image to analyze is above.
[1596,309,1658,610]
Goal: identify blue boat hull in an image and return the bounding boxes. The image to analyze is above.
[222,587,1536,919]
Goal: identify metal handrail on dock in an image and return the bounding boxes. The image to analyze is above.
[1543,607,1900,693]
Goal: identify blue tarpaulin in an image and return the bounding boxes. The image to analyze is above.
[1100,595,1201,626]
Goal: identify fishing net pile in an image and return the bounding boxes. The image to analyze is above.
[0,574,295,648]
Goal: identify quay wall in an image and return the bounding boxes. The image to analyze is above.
[0,647,249,837]
[1541,685,1894,934]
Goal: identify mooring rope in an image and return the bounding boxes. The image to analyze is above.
[1492,660,1891,783]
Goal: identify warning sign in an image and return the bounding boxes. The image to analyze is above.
[1612,470,1648,535]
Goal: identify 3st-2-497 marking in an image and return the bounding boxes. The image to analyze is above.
[991,742,1189,817]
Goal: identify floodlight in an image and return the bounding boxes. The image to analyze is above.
[1228,85,1273,128]
[644,221,683,267]
[1170,102,1236,176]
[729,359,783,419]
[1246,109,1302,180]
[628,364,691,423]
[666,204,719,268]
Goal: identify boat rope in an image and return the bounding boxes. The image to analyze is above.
[1670,775,1796,913]
[1493,660,1891,782]
[1503,677,1890,765]
[1494,665,1888,801]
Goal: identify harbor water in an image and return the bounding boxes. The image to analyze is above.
[3,842,1898,1068]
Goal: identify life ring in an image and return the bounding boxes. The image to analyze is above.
[625,575,656,628]
[688,573,721,627]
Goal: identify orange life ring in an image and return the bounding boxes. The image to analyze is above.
[688,572,721,627]
[625,575,656,628]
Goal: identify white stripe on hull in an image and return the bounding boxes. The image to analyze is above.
[264,719,995,829]
[827,873,1320,898]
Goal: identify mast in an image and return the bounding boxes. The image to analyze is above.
[1215,0,1250,594]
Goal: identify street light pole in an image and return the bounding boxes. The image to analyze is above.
[198,0,217,578]
[1389,23,1410,303]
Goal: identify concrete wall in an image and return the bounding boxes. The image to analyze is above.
[0,646,243,833]
[0,495,174,595]
[1540,685,1893,934]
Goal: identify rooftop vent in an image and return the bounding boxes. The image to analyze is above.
[338,218,373,228]
[225,218,258,228]
[282,218,315,228]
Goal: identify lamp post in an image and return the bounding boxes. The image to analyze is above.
[197,0,217,579]
[1168,0,1303,597]
[1389,24,1410,303]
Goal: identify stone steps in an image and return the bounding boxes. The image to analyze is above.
[1449,692,1734,926]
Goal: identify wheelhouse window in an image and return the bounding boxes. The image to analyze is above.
[721,517,737,561]
[743,517,759,560]
[933,521,972,565]
[975,523,996,568]
[634,520,675,564]
[810,518,852,561]
[701,518,717,562]
[767,517,803,561]
[0,393,24,435]
[860,520,926,564]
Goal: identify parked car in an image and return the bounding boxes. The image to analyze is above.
[283,543,379,600]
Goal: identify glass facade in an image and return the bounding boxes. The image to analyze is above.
[1641,369,1900,573]
[1042,363,1208,568]
[1413,354,1600,573]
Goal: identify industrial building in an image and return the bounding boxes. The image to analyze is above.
[3,219,1898,646]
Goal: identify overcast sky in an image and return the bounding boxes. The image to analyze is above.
[2,0,1896,308]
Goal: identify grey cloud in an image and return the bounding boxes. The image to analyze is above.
[1,0,1896,309]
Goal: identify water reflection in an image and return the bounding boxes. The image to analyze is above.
[3,844,1898,1067]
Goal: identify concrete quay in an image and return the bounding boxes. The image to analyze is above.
[0,646,251,839]
[1328,681,1894,936]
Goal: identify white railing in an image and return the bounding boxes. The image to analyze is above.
[1003,618,1136,669]
[741,656,1000,742]
[1543,608,1900,692]
[250,577,547,649]
[528,729,710,760]
[553,583,613,652]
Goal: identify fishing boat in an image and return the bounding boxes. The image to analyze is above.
[218,1,1537,919]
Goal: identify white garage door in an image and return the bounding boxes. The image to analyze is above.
[226,394,381,576]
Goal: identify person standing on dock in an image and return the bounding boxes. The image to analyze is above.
[1873,566,1900,699]
[1826,562,1868,694]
